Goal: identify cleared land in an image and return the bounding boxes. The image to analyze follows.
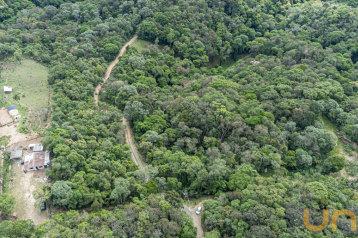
[0,59,51,134]
[0,59,51,225]
[0,107,13,126]
[10,163,49,225]
[321,116,358,178]
[131,39,154,53]
[8,137,49,225]
[0,125,35,146]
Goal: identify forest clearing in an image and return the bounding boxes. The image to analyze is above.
[0,59,51,135]
[0,60,51,224]
[322,116,358,179]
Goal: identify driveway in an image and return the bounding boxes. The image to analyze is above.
[183,203,204,238]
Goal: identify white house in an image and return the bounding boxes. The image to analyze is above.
[33,145,44,152]
[3,86,12,94]
[29,144,44,151]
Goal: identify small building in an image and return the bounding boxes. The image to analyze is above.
[29,144,43,152]
[6,105,16,111]
[0,107,13,127]
[33,145,44,152]
[24,151,50,172]
[10,147,23,160]
[3,86,12,94]
[28,144,37,149]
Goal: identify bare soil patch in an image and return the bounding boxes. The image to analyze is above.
[9,162,50,225]
[0,125,39,147]
[0,107,13,126]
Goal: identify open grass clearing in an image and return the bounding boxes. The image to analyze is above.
[321,116,358,161]
[130,38,167,53]
[0,59,51,134]
[321,116,358,179]
[131,39,155,53]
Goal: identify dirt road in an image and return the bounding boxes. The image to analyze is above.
[183,204,204,238]
[94,35,138,104]
[123,118,144,170]
[93,35,143,170]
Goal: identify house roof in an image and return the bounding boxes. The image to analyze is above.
[24,151,50,170]
[6,105,16,111]
[33,145,43,152]
[10,147,23,160]
[3,86,12,92]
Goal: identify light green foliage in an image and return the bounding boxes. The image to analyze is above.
[323,155,345,173]
[0,194,16,215]
[306,182,329,201]
[110,177,130,204]
[228,164,259,191]
[51,181,73,209]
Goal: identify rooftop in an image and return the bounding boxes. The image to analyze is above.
[10,147,23,160]
[6,105,16,111]
[3,86,12,92]
[33,145,44,152]
[24,151,50,170]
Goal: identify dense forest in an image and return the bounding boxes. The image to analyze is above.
[1,0,358,237]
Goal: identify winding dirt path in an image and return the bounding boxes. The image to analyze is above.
[94,35,138,104]
[93,35,143,170]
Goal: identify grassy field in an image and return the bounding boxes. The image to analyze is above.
[0,59,50,134]
[131,39,155,53]
[321,116,358,178]
[321,116,341,155]
[131,39,167,53]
